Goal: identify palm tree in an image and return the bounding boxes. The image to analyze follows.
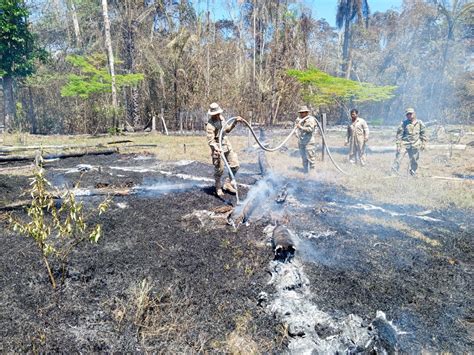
[336,0,370,79]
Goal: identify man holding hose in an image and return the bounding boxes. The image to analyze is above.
[295,105,318,173]
[206,102,243,197]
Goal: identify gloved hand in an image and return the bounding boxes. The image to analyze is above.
[396,144,401,153]
[420,142,426,151]
[344,141,349,146]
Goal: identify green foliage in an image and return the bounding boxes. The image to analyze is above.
[107,126,124,135]
[61,54,144,99]
[0,0,47,78]
[286,68,396,106]
[9,154,110,289]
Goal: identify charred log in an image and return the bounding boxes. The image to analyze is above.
[0,149,118,162]
[275,183,288,204]
[272,224,295,262]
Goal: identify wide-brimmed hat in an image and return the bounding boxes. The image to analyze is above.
[405,107,415,114]
[208,102,223,116]
[298,105,310,113]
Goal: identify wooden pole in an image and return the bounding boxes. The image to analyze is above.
[160,108,168,135]
[321,113,327,161]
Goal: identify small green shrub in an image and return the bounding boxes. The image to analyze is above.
[9,154,110,289]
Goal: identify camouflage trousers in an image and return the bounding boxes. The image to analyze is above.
[212,149,240,189]
[392,145,420,175]
[299,142,316,173]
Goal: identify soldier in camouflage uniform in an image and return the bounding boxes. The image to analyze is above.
[345,109,369,166]
[206,102,243,197]
[295,106,318,173]
[392,107,427,176]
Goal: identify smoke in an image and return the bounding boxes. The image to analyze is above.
[231,172,286,223]
[134,180,208,196]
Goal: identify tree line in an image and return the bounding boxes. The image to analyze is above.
[0,0,472,134]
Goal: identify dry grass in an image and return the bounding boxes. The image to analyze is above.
[111,279,196,351]
[2,126,473,209]
[223,312,261,354]
[263,127,474,209]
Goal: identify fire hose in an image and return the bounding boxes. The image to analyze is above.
[218,116,348,204]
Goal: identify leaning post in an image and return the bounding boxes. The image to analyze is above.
[321,112,327,161]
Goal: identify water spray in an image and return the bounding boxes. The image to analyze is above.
[218,116,348,204]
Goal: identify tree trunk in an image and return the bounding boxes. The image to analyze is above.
[101,0,118,129]
[123,15,140,129]
[341,20,351,78]
[206,0,210,99]
[2,76,16,129]
[27,86,38,134]
[68,0,82,47]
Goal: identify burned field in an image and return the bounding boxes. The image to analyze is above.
[0,152,472,353]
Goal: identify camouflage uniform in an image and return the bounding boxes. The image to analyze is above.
[346,117,369,166]
[392,116,427,175]
[296,115,318,172]
[206,114,239,192]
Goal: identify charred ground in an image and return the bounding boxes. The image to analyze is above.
[0,152,472,352]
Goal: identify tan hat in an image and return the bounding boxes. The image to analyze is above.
[405,107,415,114]
[298,105,310,113]
[208,102,223,116]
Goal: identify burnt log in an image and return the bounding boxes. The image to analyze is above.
[272,225,296,262]
[275,184,288,204]
[0,148,118,162]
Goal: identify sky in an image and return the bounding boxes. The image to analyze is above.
[195,0,403,28]
[306,0,402,26]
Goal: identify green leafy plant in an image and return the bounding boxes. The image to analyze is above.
[61,54,144,99]
[9,155,110,289]
[286,67,397,107]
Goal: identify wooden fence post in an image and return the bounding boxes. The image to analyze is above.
[321,113,327,161]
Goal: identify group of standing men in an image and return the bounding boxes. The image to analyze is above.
[205,102,428,197]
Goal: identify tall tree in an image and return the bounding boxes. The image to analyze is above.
[101,0,118,129]
[336,0,370,79]
[0,0,45,130]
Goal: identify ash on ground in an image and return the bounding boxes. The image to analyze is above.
[0,154,472,353]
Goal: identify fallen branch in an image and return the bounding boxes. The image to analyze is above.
[0,144,106,152]
[430,176,473,182]
[0,140,154,152]
[0,199,31,211]
[118,144,158,149]
[0,148,118,163]
[1,186,130,210]
[368,144,466,153]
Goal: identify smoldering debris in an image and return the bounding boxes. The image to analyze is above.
[182,209,233,228]
[271,225,296,262]
[264,225,402,354]
[229,173,284,226]
[275,184,288,204]
[266,257,403,354]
